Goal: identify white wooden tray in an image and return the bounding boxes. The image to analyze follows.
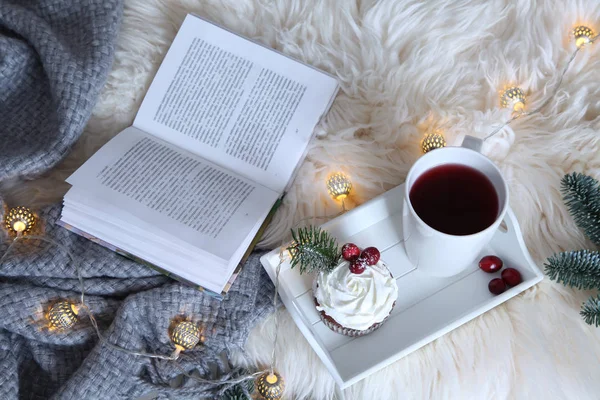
[260,183,543,389]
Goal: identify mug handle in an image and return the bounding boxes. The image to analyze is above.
[461,135,484,153]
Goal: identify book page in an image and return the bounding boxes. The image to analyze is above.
[67,127,279,262]
[134,14,338,193]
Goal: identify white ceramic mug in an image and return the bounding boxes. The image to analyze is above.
[402,146,509,277]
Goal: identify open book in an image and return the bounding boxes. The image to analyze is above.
[60,14,339,298]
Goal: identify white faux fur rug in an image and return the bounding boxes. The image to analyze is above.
[6,0,600,398]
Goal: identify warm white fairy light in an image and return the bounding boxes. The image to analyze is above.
[326,172,352,200]
[500,86,526,113]
[574,25,594,48]
[256,371,285,400]
[47,300,79,330]
[4,206,36,235]
[421,130,446,154]
[171,320,203,353]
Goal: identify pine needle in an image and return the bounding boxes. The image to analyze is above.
[287,226,340,274]
[545,250,600,290]
[561,172,600,246]
[581,295,600,327]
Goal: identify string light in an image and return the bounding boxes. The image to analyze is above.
[326,172,352,200]
[574,25,594,48]
[482,26,598,143]
[422,25,598,149]
[4,206,36,235]
[256,371,285,400]
[500,86,526,113]
[420,130,446,154]
[170,320,203,357]
[0,216,285,394]
[47,300,79,330]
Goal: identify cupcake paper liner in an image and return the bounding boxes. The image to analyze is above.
[318,306,390,337]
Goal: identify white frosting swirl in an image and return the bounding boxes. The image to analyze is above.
[314,260,398,331]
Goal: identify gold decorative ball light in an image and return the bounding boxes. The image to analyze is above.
[500,87,526,113]
[573,25,594,48]
[255,371,285,400]
[47,300,79,330]
[170,321,202,352]
[420,131,446,154]
[326,172,352,200]
[4,206,36,235]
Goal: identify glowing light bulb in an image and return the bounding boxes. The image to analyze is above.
[573,25,594,48]
[4,206,36,235]
[256,371,285,400]
[12,220,26,233]
[420,131,446,154]
[500,87,526,113]
[47,300,79,330]
[326,173,352,200]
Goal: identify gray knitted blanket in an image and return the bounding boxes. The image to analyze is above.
[0,0,122,181]
[0,1,276,399]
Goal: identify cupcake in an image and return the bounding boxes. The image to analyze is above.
[287,228,398,337]
[313,255,397,336]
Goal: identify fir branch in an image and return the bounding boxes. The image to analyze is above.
[219,369,254,400]
[581,295,600,327]
[545,250,600,290]
[287,226,340,274]
[561,172,600,245]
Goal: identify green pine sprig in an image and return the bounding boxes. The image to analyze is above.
[561,172,600,246]
[545,250,600,290]
[287,226,341,274]
[581,295,600,327]
[547,173,600,327]
[219,369,254,400]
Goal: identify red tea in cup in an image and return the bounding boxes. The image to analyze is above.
[409,164,499,236]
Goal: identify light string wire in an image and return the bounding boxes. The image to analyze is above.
[0,200,347,391]
[268,199,347,375]
[484,33,599,141]
[0,233,179,360]
[174,201,347,389]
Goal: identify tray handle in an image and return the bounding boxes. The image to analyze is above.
[461,135,484,153]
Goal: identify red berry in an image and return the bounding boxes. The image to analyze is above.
[488,278,506,295]
[349,258,367,274]
[342,243,361,261]
[479,255,503,273]
[361,247,380,266]
[501,268,522,286]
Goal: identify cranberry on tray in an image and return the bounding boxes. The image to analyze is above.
[501,268,522,286]
[488,278,506,295]
[479,255,503,273]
